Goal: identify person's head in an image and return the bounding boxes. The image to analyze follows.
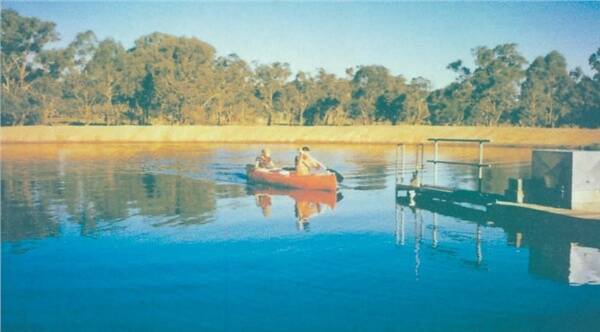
[261,148,271,157]
[301,146,310,152]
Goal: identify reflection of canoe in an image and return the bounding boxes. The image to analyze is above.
[246,165,337,191]
[248,186,338,209]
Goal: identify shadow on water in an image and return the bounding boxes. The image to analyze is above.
[396,196,600,285]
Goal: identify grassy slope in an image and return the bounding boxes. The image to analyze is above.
[1,125,599,146]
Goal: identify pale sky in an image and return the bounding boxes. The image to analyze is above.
[5,1,600,88]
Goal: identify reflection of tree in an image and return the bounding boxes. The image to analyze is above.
[1,160,223,243]
[142,173,157,198]
[1,178,60,242]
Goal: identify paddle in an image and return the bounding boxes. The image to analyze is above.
[282,166,344,183]
[328,168,345,183]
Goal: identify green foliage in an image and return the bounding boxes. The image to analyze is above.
[519,51,574,127]
[468,44,527,125]
[1,9,598,128]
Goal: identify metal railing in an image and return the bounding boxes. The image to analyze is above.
[395,138,492,192]
[427,138,491,191]
[395,143,424,186]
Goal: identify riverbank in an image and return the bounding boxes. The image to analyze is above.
[1,125,599,147]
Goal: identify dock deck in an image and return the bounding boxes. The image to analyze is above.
[396,182,600,222]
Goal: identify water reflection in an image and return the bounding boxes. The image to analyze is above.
[248,185,340,230]
[1,162,222,243]
[397,197,600,285]
[2,143,598,288]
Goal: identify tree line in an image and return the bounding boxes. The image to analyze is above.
[1,9,599,127]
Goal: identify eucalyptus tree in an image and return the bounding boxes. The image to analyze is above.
[350,65,402,124]
[468,44,527,125]
[519,51,574,127]
[427,82,473,125]
[282,71,315,125]
[60,31,100,124]
[85,39,128,124]
[567,48,600,128]
[401,77,431,124]
[427,61,474,125]
[302,69,353,125]
[254,62,291,125]
[133,69,158,125]
[210,54,255,124]
[128,33,216,124]
[1,9,58,124]
[373,73,407,125]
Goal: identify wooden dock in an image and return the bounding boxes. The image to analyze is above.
[395,138,600,222]
[397,186,600,222]
[396,184,503,206]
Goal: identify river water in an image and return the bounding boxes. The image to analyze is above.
[2,143,599,331]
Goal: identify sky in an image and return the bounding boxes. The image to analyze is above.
[4,1,600,88]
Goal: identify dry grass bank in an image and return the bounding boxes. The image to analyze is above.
[1,125,599,147]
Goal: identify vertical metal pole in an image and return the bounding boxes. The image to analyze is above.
[415,144,419,172]
[478,141,484,192]
[419,143,424,183]
[420,144,424,170]
[401,144,405,184]
[479,142,484,166]
[395,144,399,186]
[433,140,439,186]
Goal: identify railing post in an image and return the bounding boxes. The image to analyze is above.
[424,137,490,193]
[401,144,405,184]
[478,141,484,192]
[419,143,424,183]
[433,140,439,186]
[395,144,406,186]
[395,144,399,186]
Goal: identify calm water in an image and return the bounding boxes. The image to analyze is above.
[2,143,599,332]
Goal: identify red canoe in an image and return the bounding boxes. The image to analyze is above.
[246,165,337,191]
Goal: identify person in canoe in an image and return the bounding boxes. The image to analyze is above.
[255,148,276,170]
[295,146,324,175]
